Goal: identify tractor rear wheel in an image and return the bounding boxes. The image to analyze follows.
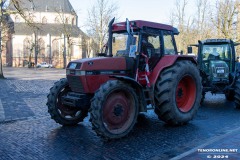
[154,60,202,125]
[47,78,88,125]
[234,79,240,108]
[90,80,138,140]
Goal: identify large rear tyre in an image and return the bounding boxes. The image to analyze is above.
[234,79,240,108]
[47,78,88,125]
[154,61,202,125]
[90,80,138,140]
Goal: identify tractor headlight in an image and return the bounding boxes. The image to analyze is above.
[66,69,86,76]
[66,69,71,75]
[75,70,86,76]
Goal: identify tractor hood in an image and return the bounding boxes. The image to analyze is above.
[66,57,134,93]
[67,57,132,71]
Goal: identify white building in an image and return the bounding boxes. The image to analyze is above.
[4,0,92,68]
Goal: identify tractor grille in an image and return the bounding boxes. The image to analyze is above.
[67,76,84,93]
[214,63,226,68]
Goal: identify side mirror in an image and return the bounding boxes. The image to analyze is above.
[234,43,240,46]
[187,46,193,54]
[126,18,130,35]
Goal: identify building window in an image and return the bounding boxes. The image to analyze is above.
[38,38,45,57]
[42,17,47,24]
[55,16,61,23]
[70,44,74,57]
[15,16,20,22]
[65,18,69,24]
[72,18,75,25]
[23,38,31,58]
[52,39,60,57]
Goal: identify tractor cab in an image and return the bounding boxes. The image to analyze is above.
[103,18,181,85]
[107,19,180,72]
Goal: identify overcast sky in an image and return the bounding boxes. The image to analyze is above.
[69,0,198,31]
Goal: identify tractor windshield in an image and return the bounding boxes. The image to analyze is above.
[112,32,139,57]
[202,44,231,60]
[201,43,232,78]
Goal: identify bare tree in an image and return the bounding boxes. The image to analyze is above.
[0,0,5,78]
[211,0,239,39]
[86,0,119,53]
[170,0,190,53]
[54,8,83,68]
[195,0,212,40]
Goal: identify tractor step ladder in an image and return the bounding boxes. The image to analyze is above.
[143,87,155,110]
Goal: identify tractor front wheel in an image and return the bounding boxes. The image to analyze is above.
[225,89,235,101]
[90,80,138,140]
[154,60,202,125]
[47,78,88,125]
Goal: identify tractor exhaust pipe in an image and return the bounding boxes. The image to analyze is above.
[108,17,115,57]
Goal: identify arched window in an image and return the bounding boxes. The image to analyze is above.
[70,43,74,57]
[15,16,20,22]
[52,39,59,57]
[23,38,31,58]
[65,18,69,24]
[42,17,47,24]
[72,18,75,25]
[55,16,60,23]
[38,38,45,57]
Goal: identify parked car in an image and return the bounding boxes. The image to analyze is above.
[36,62,53,68]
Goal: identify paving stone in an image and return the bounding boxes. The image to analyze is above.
[0,67,239,159]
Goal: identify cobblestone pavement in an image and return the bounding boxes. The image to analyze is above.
[0,67,65,122]
[0,67,240,160]
[172,127,240,160]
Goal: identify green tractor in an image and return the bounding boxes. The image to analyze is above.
[188,39,240,107]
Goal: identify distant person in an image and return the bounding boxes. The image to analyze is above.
[208,48,220,60]
[141,35,154,56]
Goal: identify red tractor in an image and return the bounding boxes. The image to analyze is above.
[47,18,202,140]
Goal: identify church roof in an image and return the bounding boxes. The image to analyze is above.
[14,23,82,37]
[8,0,76,14]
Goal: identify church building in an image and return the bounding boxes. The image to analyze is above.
[3,0,92,68]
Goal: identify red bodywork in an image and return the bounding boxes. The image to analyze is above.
[67,55,196,94]
[67,57,129,93]
[112,20,175,32]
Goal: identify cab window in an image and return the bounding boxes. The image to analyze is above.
[163,31,175,55]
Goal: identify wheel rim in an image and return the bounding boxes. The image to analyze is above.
[103,89,136,134]
[56,86,82,120]
[176,75,196,112]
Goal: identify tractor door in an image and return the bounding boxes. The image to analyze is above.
[139,31,161,71]
[162,30,178,56]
